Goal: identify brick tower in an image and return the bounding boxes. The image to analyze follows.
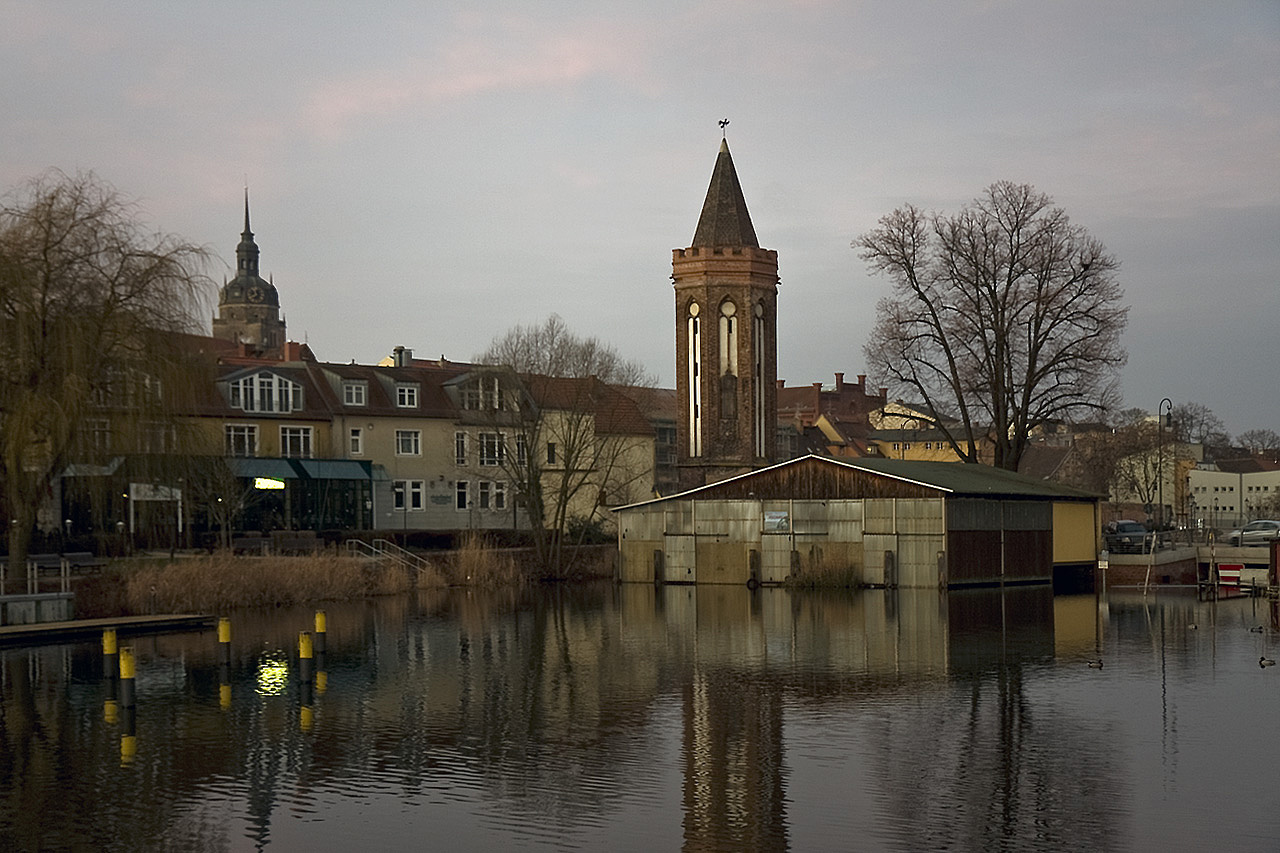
[673,138,779,488]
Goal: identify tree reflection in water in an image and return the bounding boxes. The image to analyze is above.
[1,585,1277,851]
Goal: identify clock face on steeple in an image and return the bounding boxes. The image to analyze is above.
[246,285,265,303]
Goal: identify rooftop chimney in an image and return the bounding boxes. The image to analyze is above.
[835,372,844,391]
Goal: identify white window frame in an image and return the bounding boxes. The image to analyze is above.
[349,427,363,456]
[231,372,302,414]
[396,429,422,456]
[494,481,506,511]
[455,431,467,465]
[343,381,367,406]
[456,480,469,511]
[280,426,313,458]
[225,424,258,457]
[479,432,504,467]
[396,383,419,408]
[478,480,491,509]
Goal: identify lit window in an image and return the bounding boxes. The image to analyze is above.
[396,429,421,456]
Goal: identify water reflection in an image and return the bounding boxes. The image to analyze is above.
[1,585,1277,852]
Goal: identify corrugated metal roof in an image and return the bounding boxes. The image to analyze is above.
[614,454,1101,511]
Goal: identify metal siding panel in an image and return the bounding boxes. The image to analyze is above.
[864,499,896,534]
[896,499,945,534]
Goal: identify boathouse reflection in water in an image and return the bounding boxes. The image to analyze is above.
[1,584,1277,851]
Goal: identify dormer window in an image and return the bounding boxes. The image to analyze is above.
[461,375,503,411]
[343,381,367,406]
[396,383,419,408]
[229,372,303,414]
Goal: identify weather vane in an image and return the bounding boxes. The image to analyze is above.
[719,118,729,137]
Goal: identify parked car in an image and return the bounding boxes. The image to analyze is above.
[1105,520,1151,554]
[1227,519,1280,547]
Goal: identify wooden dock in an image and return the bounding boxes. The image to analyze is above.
[0,614,215,646]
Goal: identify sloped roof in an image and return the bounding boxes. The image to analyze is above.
[690,139,759,248]
[614,454,1101,511]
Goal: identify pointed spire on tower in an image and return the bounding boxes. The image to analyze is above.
[236,188,260,276]
[691,138,759,248]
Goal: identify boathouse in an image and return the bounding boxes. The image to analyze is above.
[614,455,1101,588]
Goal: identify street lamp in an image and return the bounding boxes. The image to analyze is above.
[1158,398,1172,538]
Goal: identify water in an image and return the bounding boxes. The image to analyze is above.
[1,584,1277,852]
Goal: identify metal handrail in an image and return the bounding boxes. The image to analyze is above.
[346,538,433,577]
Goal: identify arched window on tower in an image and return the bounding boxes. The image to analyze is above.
[719,300,738,419]
[687,302,702,457]
[754,301,766,458]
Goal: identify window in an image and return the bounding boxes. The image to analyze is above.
[461,375,503,411]
[456,480,469,510]
[225,425,258,457]
[87,419,111,453]
[349,428,363,456]
[280,426,313,458]
[392,480,424,511]
[343,382,367,406]
[455,431,467,465]
[516,434,528,465]
[396,429,421,456]
[139,421,175,454]
[480,432,504,466]
[478,481,491,509]
[396,383,419,408]
[230,372,302,414]
[494,481,506,510]
[547,442,557,465]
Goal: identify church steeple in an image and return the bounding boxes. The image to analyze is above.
[691,139,760,248]
[213,191,285,358]
[236,190,260,277]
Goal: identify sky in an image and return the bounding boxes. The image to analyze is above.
[3,1,1277,436]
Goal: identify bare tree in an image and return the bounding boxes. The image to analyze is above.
[0,171,210,586]
[856,182,1127,471]
[474,315,655,573]
[1170,401,1231,459]
[1237,429,1280,455]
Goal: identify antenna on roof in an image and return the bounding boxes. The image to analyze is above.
[719,118,729,137]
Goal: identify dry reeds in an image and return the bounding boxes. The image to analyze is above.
[441,533,529,587]
[124,553,411,612]
[786,547,863,589]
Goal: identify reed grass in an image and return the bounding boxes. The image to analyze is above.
[124,553,411,612]
[440,532,529,587]
[785,547,863,589]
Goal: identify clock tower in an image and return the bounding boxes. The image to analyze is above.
[212,192,287,358]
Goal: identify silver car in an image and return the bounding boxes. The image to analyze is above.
[1228,519,1280,547]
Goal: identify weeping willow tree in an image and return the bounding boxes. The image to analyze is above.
[0,171,211,587]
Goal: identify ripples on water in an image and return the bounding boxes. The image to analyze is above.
[1,585,1277,852]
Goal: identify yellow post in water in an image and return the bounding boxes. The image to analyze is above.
[219,683,232,710]
[298,631,314,683]
[118,646,136,708]
[218,617,232,644]
[102,628,119,679]
[313,610,327,654]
